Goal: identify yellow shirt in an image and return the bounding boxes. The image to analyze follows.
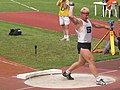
[59,0,69,16]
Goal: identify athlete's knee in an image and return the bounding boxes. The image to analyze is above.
[76,61,81,66]
[78,59,86,66]
[87,58,95,64]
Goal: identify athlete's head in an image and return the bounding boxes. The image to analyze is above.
[80,7,89,20]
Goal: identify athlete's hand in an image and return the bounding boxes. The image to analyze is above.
[69,2,74,6]
[104,26,111,30]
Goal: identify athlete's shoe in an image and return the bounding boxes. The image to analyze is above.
[60,38,70,41]
[60,38,66,41]
[62,71,74,80]
[66,38,70,41]
[96,79,106,85]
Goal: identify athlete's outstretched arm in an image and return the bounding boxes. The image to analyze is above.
[69,2,79,25]
[91,22,110,30]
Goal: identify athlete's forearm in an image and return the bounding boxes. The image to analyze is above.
[69,6,74,18]
[56,0,61,6]
[92,23,110,30]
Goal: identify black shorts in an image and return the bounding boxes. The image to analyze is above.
[77,42,91,54]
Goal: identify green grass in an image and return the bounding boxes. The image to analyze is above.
[0,0,120,70]
[0,21,119,70]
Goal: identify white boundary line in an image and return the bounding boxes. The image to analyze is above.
[95,58,120,64]
[0,59,37,70]
[16,87,34,90]
[100,70,118,74]
[10,0,39,12]
[0,59,20,66]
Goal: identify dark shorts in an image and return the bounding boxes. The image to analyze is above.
[77,42,91,54]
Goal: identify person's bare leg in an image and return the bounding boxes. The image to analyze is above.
[62,54,86,80]
[80,49,106,85]
[64,25,69,36]
[67,54,86,72]
[61,25,66,39]
[80,49,98,77]
[61,25,69,41]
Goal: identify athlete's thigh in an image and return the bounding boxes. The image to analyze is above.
[78,54,86,64]
[80,49,94,62]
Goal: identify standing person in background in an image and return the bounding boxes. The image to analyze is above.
[106,0,118,6]
[104,37,119,54]
[56,0,70,41]
[62,2,111,85]
[103,0,109,13]
[106,0,118,16]
[102,0,109,3]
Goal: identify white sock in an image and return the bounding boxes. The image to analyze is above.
[64,35,67,39]
[66,70,70,74]
[66,35,69,39]
[96,76,102,81]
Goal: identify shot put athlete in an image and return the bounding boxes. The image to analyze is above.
[62,2,111,85]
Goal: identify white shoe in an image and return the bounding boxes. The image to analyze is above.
[66,38,70,41]
[96,78,106,85]
[60,38,66,41]
[60,38,70,41]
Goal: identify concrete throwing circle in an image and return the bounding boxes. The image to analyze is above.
[24,73,116,89]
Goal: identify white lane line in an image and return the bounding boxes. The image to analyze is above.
[0,59,20,66]
[16,87,35,90]
[10,0,39,12]
[100,70,118,74]
[0,59,37,70]
[95,58,120,64]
